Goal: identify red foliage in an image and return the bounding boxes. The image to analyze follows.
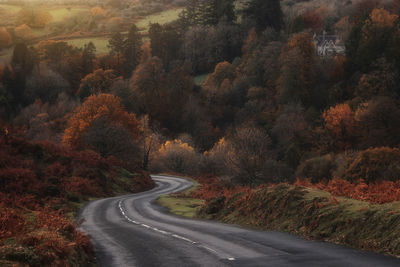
[0,206,26,240]
[294,178,400,204]
[20,230,73,266]
[191,176,253,208]
[65,177,103,197]
[0,129,151,265]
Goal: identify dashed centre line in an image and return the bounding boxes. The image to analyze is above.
[117,200,235,261]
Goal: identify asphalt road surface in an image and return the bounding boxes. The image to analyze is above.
[79,175,400,267]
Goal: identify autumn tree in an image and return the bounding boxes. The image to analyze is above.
[77,69,117,100]
[129,57,165,116]
[226,125,277,185]
[91,6,106,18]
[152,139,199,174]
[323,103,358,152]
[203,61,236,96]
[346,8,399,75]
[355,97,400,148]
[63,94,140,151]
[272,103,312,169]
[278,32,328,109]
[82,117,139,161]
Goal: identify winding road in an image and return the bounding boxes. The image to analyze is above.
[79,175,400,267]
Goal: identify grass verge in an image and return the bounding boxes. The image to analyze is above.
[158,177,400,257]
[156,174,203,219]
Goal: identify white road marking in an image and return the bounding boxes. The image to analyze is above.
[117,200,235,261]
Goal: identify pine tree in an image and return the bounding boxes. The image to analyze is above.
[123,24,142,76]
[108,32,124,65]
[242,0,283,32]
[82,42,96,76]
[203,0,236,26]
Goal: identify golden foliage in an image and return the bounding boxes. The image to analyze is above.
[158,139,195,154]
[63,94,139,149]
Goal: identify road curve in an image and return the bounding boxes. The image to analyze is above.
[79,175,400,267]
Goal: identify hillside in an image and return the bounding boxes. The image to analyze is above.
[0,130,154,266]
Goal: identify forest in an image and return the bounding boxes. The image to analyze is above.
[1,0,400,265]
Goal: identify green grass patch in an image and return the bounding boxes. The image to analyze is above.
[158,195,204,218]
[156,175,203,218]
[193,73,209,85]
[66,37,109,55]
[136,8,183,32]
[48,7,89,23]
[0,4,21,14]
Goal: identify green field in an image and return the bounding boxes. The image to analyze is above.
[194,74,209,85]
[136,8,183,31]
[49,7,90,23]
[66,37,110,55]
[0,4,21,14]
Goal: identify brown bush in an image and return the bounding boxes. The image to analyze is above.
[344,147,400,183]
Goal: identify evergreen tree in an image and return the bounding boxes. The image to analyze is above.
[203,0,236,26]
[123,24,142,77]
[108,32,124,65]
[82,42,96,76]
[242,0,283,32]
[149,23,181,69]
[179,0,236,27]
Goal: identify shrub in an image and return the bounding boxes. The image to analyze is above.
[152,139,199,174]
[0,206,26,240]
[296,154,336,183]
[344,147,400,183]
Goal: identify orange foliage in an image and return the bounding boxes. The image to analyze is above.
[63,93,140,149]
[77,69,117,98]
[64,177,103,197]
[366,8,398,29]
[0,127,153,265]
[294,178,400,204]
[91,6,105,17]
[323,103,357,151]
